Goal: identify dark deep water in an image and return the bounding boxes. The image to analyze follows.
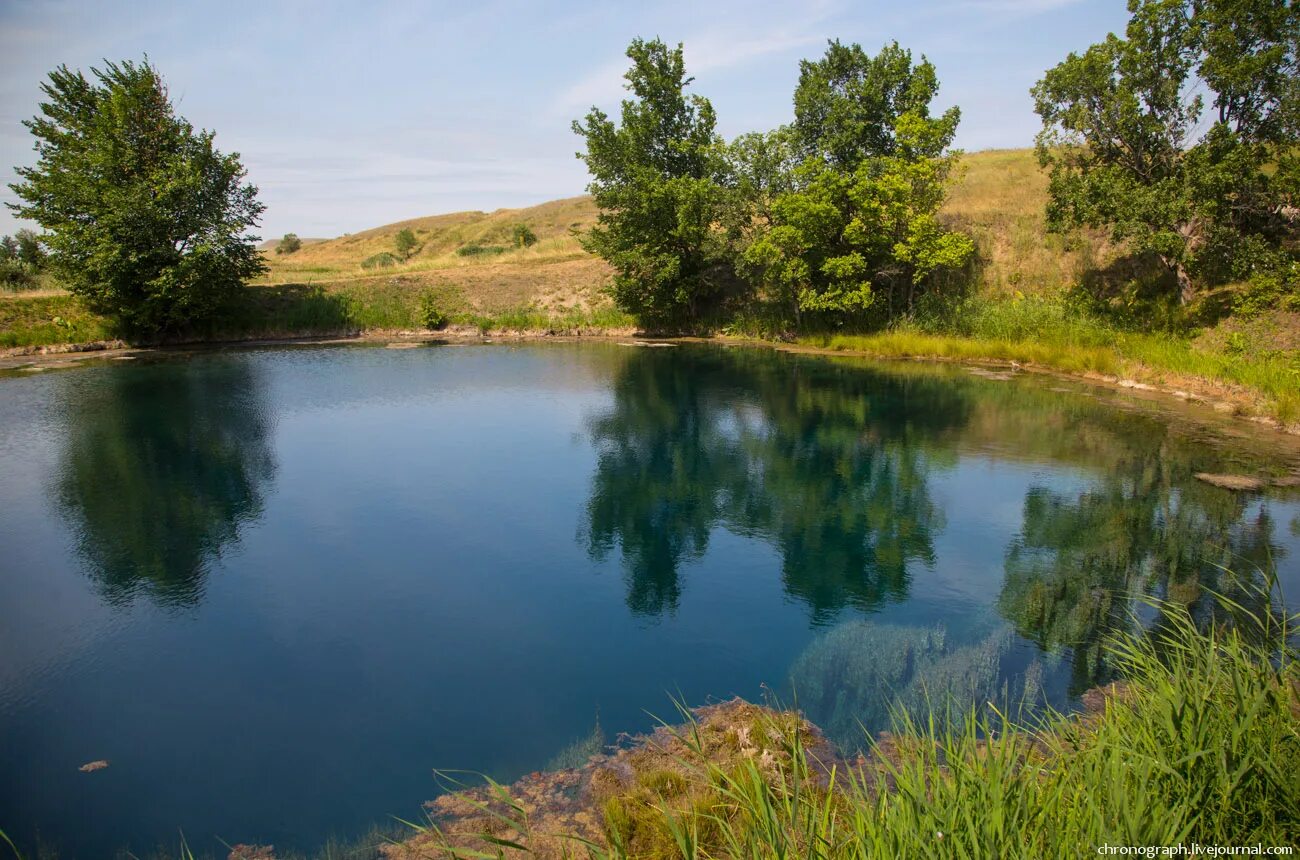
[1,341,1298,857]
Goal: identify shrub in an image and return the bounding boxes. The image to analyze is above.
[395,228,418,259]
[417,291,449,330]
[511,224,538,248]
[360,252,399,270]
[456,244,507,257]
[276,233,302,255]
[0,258,37,290]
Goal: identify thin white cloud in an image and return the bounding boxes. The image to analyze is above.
[551,5,838,117]
[949,0,1083,13]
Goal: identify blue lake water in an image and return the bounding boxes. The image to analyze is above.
[1,341,1297,857]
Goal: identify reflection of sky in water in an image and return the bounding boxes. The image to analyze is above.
[0,342,1296,857]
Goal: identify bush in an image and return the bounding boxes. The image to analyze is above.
[360,252,399,270]
[0,258,38,290]
[511,224,538,248]
[1235,267,1300,318]
[276,233,302,255]
[456,244,508,257]
[395,228,418,259]
[417,292,449,330]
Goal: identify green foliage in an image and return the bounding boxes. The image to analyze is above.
[394,228,418,259]
[737,42,973,326]
[1033,0,1300,304]
[1234,263,1300,317]
[417,291,449,330]
[511,223,537,248]
[573,38,733,330]
[455,243,507,257]
[360,252,399,269]
[13,229,45,269]
[276,233,302,255]
[7,59,265,336]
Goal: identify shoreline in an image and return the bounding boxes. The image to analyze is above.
[5,326,1299,445]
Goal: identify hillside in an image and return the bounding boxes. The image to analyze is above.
[254,149,1120,315]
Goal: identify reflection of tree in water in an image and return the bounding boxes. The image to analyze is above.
[999,449,1283,694]
[57,359,275,608]
[583,348,966,619]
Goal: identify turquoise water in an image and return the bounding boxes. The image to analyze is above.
[1,341,1297,856]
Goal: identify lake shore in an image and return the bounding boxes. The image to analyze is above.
[5,324,1299,443]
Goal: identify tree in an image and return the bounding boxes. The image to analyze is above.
[394,228,418,259]
[8,59,265,335]
[573,38,732,330]
[0,235,17,261]
[276,232,302,255]
[14,229,45,269]
[738,42,973,324]
[511,223,537,248]
[1032,0,1300,304]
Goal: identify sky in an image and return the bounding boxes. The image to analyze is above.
[0,0,1131,240]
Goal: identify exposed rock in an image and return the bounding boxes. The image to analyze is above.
[1193,472,1267,491]
[78,759,109,772]
[227,846,276,860]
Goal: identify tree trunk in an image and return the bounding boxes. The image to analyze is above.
[1161,255,1195,306]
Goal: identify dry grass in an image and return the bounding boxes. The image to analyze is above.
[258,150,1119,306]
[941,149,1121,295]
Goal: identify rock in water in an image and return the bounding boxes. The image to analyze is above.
[78,759,109,772]
[1193,473,1266,491]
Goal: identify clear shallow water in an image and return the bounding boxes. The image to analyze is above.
[1,341,1298,856]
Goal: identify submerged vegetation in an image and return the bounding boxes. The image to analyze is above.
[388,577,1300,859]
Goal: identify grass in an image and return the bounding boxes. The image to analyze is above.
[391,575,1300,859]
[797,293,1300,425]
[0,293,112,347]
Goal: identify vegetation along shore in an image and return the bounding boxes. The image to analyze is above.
[1,0,1298,856]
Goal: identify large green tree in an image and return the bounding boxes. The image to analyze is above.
[738,42,973,325]
[1032,0,1300,304]
[573,39,732,330]
[8,59,265,334]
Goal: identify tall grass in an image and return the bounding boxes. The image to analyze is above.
[401,576,1299,859]
[797,293,1300,424]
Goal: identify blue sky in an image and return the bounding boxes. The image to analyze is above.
[0,0,1129,239]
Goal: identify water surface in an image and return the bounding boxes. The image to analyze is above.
[1,342,1297,856]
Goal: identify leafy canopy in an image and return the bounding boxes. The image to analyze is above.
[573,38,732,330]
[276,233,302,255]
[394,228,418,259]
[739,41,972,322]
[1032,0,1300,304]
[8,59,265,335]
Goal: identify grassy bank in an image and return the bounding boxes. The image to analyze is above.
[390,583,1300,860]
[799,294,1300,426]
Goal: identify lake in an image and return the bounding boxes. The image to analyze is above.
[1,341,1298,857]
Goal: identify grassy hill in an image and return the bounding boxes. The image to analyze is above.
[257,195,609,316]
[253,149,1123,313]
